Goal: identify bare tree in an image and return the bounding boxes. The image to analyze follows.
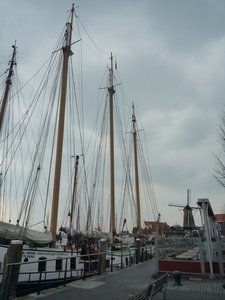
[212,107,225,188]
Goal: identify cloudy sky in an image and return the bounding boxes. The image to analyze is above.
[0,0,225,228]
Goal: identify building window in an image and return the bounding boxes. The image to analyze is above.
[56,258,62,271]
[71,257,76,270]
[38,257,46,272]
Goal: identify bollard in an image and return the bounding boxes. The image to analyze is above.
[135,238,140,264]
[0,240,23,300]
[173,271,182,286]
[99,239,106,273]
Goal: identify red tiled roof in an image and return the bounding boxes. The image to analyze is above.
[144,221,170,230]
[215,214,225,222]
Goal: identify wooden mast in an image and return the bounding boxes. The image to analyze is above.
[109,53,115,233]
[132,103,142,235]
[50,4,74,244]
[0,43,17,133]
[70,155,79,229]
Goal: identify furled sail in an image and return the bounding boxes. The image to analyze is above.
[0,221,53,246]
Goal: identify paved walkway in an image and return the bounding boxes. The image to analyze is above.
[20,259,225,300]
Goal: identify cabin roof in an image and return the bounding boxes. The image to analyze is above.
[215,214,225,222]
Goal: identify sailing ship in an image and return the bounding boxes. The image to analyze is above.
[0,4,158,293]
[0,5,112,291]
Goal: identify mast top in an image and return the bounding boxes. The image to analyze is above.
[0,42,17,133]
[109,53,114,89]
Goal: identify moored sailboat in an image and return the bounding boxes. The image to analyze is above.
[0,40,54,247]
[0,5,109,291]
[0,4,158,295]
[86,53,159,248]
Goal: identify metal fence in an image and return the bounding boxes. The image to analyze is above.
[0,248,143,299]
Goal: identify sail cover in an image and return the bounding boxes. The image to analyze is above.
[0,221,53,246]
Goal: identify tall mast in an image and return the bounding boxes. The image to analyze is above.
[50,4,74,244]
[70,155,79,228]
[0,43,17,133]
[109,53,115,233]
[76,205,80,232]
[132,103,142,235]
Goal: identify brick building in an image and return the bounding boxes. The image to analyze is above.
[215,214,225,236]
[142,221,170,236]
